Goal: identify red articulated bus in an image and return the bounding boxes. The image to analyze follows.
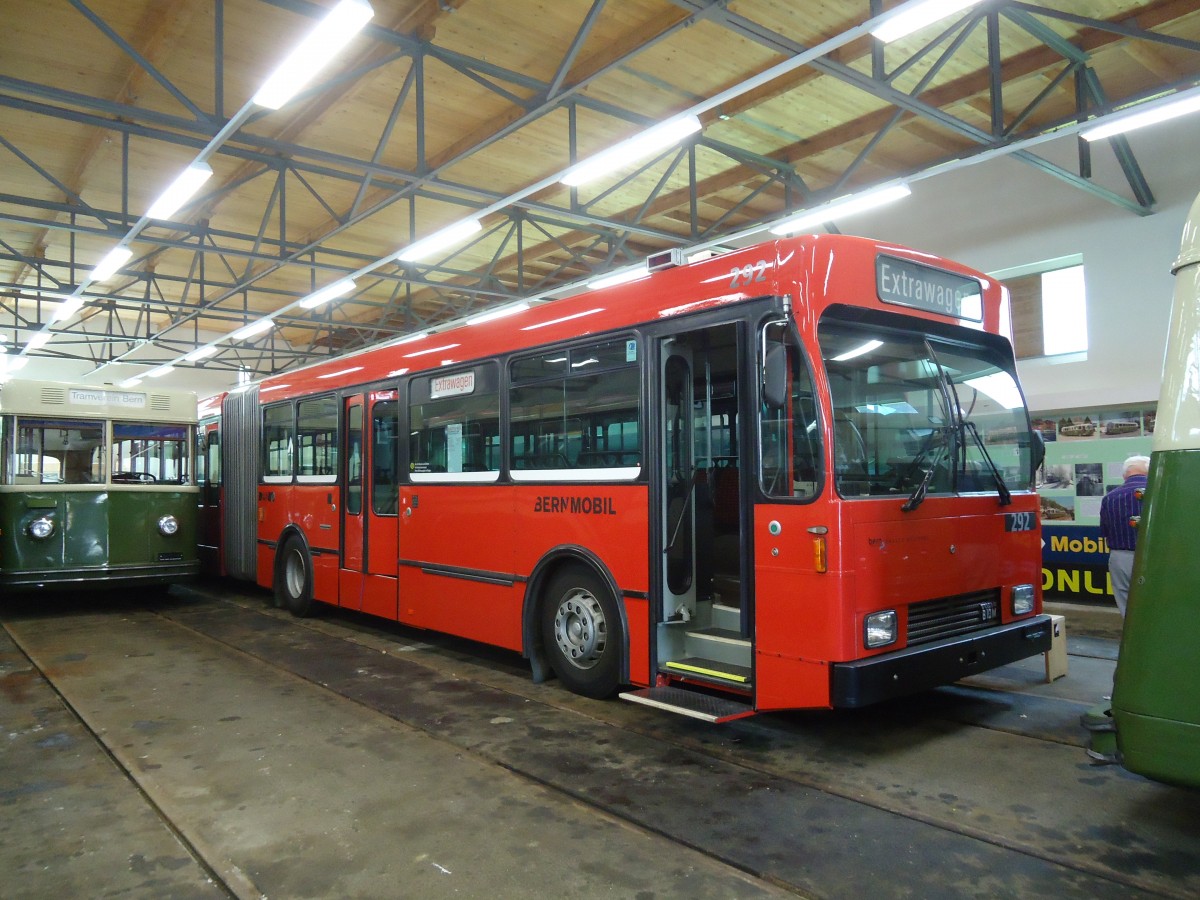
[199,234,1050,722]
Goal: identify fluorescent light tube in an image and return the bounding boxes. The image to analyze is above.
[50,296,86,323]
[562,115,702,187]
[7,356,29,370]
[299,277,356,309]
[466,302,530,326]
[26,332,52,351]
[1081,89,1200,141]
[396,219,482,262]
[119,377,143,388]
[770,183,912,235]
[185,345,219,362]
[90,246,133,282]
[231,318,275,341]
[146,162,213,219]
[871,0,983,43]
[252,0,375,109]
[147,365,176,379]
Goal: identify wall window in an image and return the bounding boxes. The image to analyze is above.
[409,364,500,482]
[510,337,641,480]
[1001,257,1087,359]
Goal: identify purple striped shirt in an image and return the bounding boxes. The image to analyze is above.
[1099,474,1147,551]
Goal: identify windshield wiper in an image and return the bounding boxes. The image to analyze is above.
[964,421,1012,506]
[901,438,948,512]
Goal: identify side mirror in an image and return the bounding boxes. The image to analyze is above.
[763,344,788,409]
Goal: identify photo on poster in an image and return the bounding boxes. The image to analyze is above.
[1037,464,1073,489]
[1040,494,1075,522]
[1057,415,1096,439]
[1100,410,1141,437]
[1031,417,1057,442]
[1074,462,1104,496]
[1143,411,1156,434]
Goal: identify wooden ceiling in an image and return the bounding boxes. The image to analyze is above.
[2,0,1199,387]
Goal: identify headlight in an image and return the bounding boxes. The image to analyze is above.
[865,609,898,648]
[1012,584,1035,616]
[157,515,180,536]
[27,516,55,540]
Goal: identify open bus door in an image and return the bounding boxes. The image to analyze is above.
[623,322,756,722]
[339,390,400,618]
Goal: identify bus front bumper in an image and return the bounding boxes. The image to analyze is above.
[0,560,200,591]
[830,614,1053,708]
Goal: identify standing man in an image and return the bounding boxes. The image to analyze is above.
[1099,455,1150,617]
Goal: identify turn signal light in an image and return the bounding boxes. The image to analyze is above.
[813,536,827,573]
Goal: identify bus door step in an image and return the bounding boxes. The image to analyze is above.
[619,686,755,723]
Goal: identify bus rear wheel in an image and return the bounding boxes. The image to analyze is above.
[541,567,622,699]
[275,537,315,618]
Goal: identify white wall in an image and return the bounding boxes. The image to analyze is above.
[849,115,1200,413]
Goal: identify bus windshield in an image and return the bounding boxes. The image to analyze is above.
[818,317,1033,501]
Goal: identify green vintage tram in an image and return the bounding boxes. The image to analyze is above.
[1108,188,1200,788]
[0,380,199,590]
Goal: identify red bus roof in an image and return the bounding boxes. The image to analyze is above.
[230,234,1003,403]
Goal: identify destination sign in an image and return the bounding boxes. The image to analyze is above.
[68,388,147,408]
[876,255,982,322]
[430,371,475,399]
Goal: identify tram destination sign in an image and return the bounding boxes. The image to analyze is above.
[68,388,146,408]
[876,255,982,322]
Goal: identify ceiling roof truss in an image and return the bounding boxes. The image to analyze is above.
[0,0,1196,383]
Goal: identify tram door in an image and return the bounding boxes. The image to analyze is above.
[340,391,400,618]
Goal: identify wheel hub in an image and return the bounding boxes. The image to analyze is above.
[553,588,607,670]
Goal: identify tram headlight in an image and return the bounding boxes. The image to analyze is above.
[27,516,55,540]
[1012,584,1035,616]
[157,514,180,536]
[865,609,898,649]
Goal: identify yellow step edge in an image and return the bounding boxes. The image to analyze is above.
[664,660,749,683]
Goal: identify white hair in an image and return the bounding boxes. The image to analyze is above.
[1123,455,1150,477]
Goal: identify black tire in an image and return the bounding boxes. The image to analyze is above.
[275,537,315,617]
[541,566,623,699]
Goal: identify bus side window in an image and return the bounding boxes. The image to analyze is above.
[409,365,500,479]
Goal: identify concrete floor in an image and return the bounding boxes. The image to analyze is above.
[2,588,1195,899]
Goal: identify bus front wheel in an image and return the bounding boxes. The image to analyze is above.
[275,537,315,618]
[541,566,622,699]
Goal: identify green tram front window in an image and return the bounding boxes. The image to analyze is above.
[818,317,1033,499]
[11,417,103,484]
[111,422,192,484]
